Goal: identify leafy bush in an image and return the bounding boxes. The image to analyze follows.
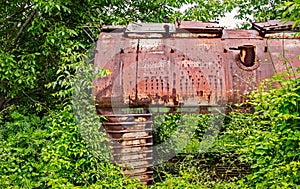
[0,106,144,188]
[217,73,300,188]
[152,71,300,188]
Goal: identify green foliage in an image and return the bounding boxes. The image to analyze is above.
[0,106,143,188]
[71,47,112,160]
[153,114,181,145]
[232,0,288,22]
[222,0,300,28]
[153,113,210,162]
[180,0,235,21]
[153,114,199,163]
[153,153,244,189]
[242,74,300,188]
[281,0,300,28]
[153,113,224,155]
[217,73,300,188]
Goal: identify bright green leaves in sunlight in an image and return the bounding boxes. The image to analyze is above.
[281,0,300,28]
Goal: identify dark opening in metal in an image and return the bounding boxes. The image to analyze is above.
[238,45,255,67]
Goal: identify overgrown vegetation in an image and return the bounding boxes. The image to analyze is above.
[224,72,300,188]
[1,0,300,188]
[0,106,144,188]
[153,71,300,188]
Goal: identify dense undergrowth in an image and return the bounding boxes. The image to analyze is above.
[0,106,144,188]
[152,71,300,188]
[1,71,299,188]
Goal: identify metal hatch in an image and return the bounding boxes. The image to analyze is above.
[175,21,223,37]
[252,20,299,37]
[124,22,176,38]
[101,25,126,32]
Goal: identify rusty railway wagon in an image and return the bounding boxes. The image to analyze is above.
[93,20,300,185]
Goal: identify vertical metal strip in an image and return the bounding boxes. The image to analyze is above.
[135,39,140,100]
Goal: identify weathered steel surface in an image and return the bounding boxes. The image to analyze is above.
[94,20,300,110]
[102,113,153,185]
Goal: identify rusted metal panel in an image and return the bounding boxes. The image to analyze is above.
[222,30,262,39]
[94,36,227,108]
[264,32,300,39]
[224,36,300,102]
[94,22,300,110]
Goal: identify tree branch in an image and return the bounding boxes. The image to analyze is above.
[0,85,45,112]
[23,91,39,103]
[0,4,33,24]
[13,10,36,46]
[0,97,12,112]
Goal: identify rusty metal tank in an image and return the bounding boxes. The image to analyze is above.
[94,20,300,112]
[93,20,300,185]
